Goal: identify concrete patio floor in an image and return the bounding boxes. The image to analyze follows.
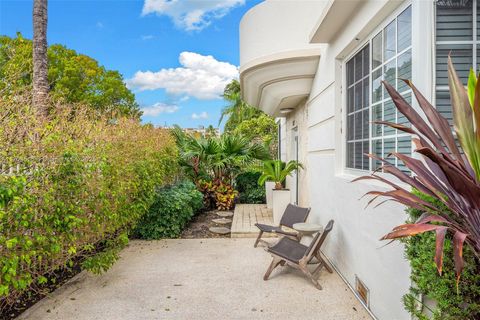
[19,239,372,320]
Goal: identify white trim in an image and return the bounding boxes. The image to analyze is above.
[343,2,413,174]
[306,81,335,106]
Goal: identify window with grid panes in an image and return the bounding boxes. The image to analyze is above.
[436,0,480,124]
[346,6,412,172]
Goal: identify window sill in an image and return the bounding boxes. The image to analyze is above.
[336,169,411,191]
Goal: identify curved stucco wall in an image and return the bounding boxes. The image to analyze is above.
[239,0,326,66]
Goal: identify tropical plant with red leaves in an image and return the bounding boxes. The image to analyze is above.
[354,57,480,285]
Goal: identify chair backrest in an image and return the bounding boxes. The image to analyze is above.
[279,204,311,229]
[305,220,334,260]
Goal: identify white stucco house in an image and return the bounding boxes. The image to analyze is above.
[239,1,476,319]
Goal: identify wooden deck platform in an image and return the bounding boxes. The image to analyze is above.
[231,204,276,238]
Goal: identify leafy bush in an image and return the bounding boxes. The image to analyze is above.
[235,171,265,204]
[199,179,237,211]
[0,96,178,308]
[82,232,129,275]
[133,181,203,239]
[403,191,480,319]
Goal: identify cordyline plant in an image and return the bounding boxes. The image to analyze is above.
[354,57,480,285]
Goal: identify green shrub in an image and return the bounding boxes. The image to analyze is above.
[403,191,480,319]
[199,179,238,210]
[0,97,178,308]
[235,171,265,204]
[82,232,129,275]
[133,181,203,239]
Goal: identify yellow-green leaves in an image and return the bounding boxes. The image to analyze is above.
[448,57,480,180]
[257,160,303,187]
[0,96,178,304]
[467,69,477,109]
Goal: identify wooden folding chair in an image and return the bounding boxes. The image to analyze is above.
[254,204,310,247]
[263,220,334,290]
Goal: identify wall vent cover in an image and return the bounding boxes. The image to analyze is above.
[355,275,370,308]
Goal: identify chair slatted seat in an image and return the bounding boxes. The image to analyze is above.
[253,204,310,247]
[263,220,334,290]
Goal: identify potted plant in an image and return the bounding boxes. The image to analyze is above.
[258,160,303,224]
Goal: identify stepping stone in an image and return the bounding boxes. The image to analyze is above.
[212,218,232,225]
[209,227,231,235]
[216,211,233,218]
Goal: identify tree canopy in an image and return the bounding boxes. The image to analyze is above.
[0,34,140,118]
[220,79,278,157]
[220,79,262,132]
[233,113,278,155]
[172,125,271,184]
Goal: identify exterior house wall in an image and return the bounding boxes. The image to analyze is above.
[306,1,435,319]
[284,103,309,207]
[277,117,287,162]
[239,0,325,66]
[240,1,438,319]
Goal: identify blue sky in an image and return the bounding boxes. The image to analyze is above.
[0,0,262,128]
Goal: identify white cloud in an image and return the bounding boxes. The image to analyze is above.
[141,103,179,116]
[142,0,245,31]
[126,51,238,100]
[141,35,155,40]
[191,112,208,120]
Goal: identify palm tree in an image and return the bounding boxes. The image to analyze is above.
[172,126,270,184]
[204,125,217,138]
[211,134,271,183]
[220,80,260,132]
[258,160,303,190]
[32,0,49,116]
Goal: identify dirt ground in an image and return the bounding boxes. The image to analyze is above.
[180,210,232,239]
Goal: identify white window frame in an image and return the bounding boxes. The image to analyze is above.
[343,3,413,174]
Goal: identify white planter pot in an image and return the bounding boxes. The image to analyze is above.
[265,181,275,209]
[272,189,291,225]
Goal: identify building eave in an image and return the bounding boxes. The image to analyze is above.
[309,0,365,43]
[240,49,321,117]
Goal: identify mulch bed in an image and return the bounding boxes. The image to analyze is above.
[180,210,232,239]
[1,258,84,320]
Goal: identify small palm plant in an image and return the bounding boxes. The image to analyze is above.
[258,160,303,190]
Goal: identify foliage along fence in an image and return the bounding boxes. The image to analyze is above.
[0,96,178,310]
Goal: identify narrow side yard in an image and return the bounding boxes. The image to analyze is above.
[18,239,371,320]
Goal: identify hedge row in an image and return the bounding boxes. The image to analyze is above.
[0,97,178,309]
[403,191,480,319]
[133,181,203,239]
